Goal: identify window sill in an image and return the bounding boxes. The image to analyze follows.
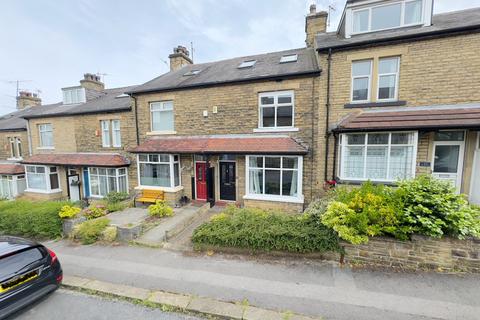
[253,127,299,133]
[344,101,407,109]
[135,185,184,193]
[336,179,397,186]
[7,157,22,161]
[243,194,304,204]
[37,147,55,150]
[24,188,62,194]
[146,131,177,136]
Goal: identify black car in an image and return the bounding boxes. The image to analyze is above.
[0,236,62,319]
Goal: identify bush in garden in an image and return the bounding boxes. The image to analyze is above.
[396,175,480,239]
[148,200,174,218]
[84,205,108,220]
[58,205,81,219]
[105,201,126,213]
[321,182,407,244]
[73,218,110,245]
[105,191,129,204]
[0,200,70,239]
[192,205,342,253]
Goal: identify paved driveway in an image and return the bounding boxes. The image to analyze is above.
[46,240,480,320]
[9,289,202,320]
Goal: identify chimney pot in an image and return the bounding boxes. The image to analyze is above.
[17,90,41,110]
[80,72,105,92]
[305,6,327,47]
[168,45,193,72]
[309,4,317,14]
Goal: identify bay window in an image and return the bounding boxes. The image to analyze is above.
[339,132,417,182]
[88,167,128,197]
[0,175,14,199]
[258,91,294,130]
[138,154,180,189]
[246,155,303,202]
[351,0,424,35]
[26,165,60,192]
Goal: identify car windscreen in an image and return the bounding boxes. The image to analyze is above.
[0,248,44,278]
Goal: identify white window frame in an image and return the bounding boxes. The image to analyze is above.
[351,60,372,103]
[25,165,61,193]
[377,56,400,102]
[257,91,295,131]
[100,120,122,148]
[8,137,22,160]
[350,0,425,36]
[88,167,129,198]
[339,131,418,183]
[101,120,111,147]
[38,124,54,148]
[112,120,121,147]
[137,154,182,191]
[244,155,304,204]
[62,87,86,105]
[150,101,175,134]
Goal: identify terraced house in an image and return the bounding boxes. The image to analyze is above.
[311,0,480,205]
[19,74,137,201]
[1,0,479,209]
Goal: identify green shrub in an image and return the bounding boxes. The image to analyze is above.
[58,205,81,219]
[148,200,174,218]
[105,191,129,204]
[73,218,110,245]
[105,201,126,213]
[84,205,108,220]
[100,226,117,242]
[397,175,480,239]
[0,200,70,238]
[192,205,342,253]
[321,182,407,244]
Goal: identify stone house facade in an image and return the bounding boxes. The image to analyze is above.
[310,0,480,205]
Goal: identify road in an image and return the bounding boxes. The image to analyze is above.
[46,240,480,320]
[9,289,202,320]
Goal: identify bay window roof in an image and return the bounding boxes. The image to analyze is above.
[0,163,25,175]
[21,153,130,167]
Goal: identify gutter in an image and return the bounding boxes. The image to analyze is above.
[323,48,332,182]
[316,24,480,53]
[125,70,322,95]
[22,107,132,120]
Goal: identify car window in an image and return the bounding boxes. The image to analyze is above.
[0,248,44,278]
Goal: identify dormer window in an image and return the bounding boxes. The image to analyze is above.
[62,87,86,105]
[238,60,256,69]
[351,0,424,35]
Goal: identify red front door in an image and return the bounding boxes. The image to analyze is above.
[196,162,207,200]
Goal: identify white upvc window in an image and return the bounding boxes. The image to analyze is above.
[351,0,424,35]
[101,120,110,147]
[245,155,303,203]
[351,60,372,103]
[38,124,53,148]
[62,87,86,105]
[112,120,121,147]
[377,57,400,101]
[137,154,181,190]
[339,132,418,182]
[258,91,295,130]
[100,120,122,148]
[88,167,128,198]
[150,101,174,132]
[25,165,60,193]
[8,137,22,159]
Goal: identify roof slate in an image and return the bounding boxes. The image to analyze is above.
[130,135,308,155]
[333,104,480,132]
[22,86,137,119]
[128,47,320,94]
[21,153,130,167]
[316,7,480,51]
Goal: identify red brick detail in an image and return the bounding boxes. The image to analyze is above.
[130,136,308,154]
[22,153,130,167]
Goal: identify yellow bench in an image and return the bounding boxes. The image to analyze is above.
[135,189,164,206]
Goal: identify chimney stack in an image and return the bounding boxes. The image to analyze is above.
[168,46,193,72]
[80,73,104,92]
[305,4,328,47]
[16,91,41,110]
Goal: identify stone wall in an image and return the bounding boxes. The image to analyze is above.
[343,235,480,272]
[0,130,27,160]
[29,116,77,153]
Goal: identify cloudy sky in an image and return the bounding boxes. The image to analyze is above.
[0,0,478,114]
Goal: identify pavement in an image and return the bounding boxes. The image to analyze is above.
[45,240,480,320]
[107,208,149,227]
[9,289,201,320]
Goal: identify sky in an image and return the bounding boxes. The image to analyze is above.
[1,0,479,115]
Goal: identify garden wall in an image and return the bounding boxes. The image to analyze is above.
[343,235,480,272]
